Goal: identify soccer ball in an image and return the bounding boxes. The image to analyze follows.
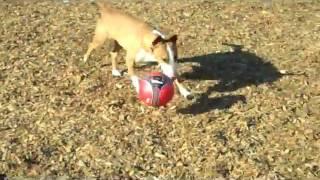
[138,72,175,107]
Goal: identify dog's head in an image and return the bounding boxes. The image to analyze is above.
[150,34,178,64]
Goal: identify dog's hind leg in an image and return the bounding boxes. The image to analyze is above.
[83,20,108,62]
[109,40,122,76]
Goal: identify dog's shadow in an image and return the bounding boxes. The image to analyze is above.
[177,43,283,115]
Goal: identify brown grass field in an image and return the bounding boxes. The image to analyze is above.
[0,0,319,179]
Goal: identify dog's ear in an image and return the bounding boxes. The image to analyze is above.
[152,36,163,46]
[167,34,178,43]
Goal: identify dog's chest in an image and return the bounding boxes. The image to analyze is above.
[135,49,157,63]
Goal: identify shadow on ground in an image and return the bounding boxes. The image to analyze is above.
[177,43,283,115]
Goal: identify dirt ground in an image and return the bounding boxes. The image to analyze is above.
[0,0,319,179]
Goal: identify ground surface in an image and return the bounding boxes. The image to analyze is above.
[0,0,320,179]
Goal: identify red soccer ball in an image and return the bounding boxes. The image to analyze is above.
[138,72,175,107]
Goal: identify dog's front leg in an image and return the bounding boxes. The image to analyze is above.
[159,62,193,99]
[126,53,140,93]
[174,78,193,100]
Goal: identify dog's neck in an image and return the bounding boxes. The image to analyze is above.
[151,29,175,65]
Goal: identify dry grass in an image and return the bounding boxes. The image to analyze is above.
[0,0,319,179]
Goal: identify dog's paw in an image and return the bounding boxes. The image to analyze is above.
[83,54,88,62]
[131,76,140,93]
[190,93,203,103]
[178,86,193,100]
[183,92,194,101]
[112,69,122,77]
[186,94,195,100]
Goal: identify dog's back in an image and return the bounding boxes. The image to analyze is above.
[84,1,193,99]
[96,1,155,51]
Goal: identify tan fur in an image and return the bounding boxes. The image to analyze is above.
[83,0,192,99]
[83,1,175,75]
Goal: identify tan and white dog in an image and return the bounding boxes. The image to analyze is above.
[83,1,192,99]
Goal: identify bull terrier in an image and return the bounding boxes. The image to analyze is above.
[83,1,192,99]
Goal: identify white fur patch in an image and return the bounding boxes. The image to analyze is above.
[152,29,166,38]
[160,63,175,78]
[131,76,140,93]
[112,69,122,77]
[166,44,175,66]
[176,84,191,98]
[135,49,157,63]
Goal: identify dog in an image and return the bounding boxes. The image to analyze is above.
[83,0,192,99]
